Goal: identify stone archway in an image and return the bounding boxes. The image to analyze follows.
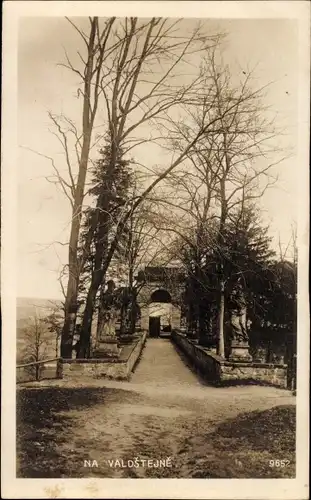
[150,289,171,303]
[136,266,184,332]
[139,288,181,334]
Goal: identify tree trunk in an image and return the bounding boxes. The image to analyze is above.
[129,289,138,334]
[77,283,98,358]
[60,128,93,358]
[217,277,225,357]
[128,263,137,334]
[60,19,97,358]
[79,216,126,353]
[216,176,227,358]
[79,214,111,357]
[120,303,127,335]
[61,282,79,358]
[96,283,106,338]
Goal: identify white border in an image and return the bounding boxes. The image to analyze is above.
[1,2,310,499]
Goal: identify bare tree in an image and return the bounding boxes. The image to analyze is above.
[55,17,118,357]
[33,17,222,358]
[154,50,287,356]
[20,314,52,381]
[76,19,226,356]
[24,17,119,357]
[25,19,287,359]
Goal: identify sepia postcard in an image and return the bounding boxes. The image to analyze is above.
[1,1,310,499]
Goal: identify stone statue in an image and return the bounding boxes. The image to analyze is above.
[229,279,252,361]
[97,279,117,339]
[230,283,248,343]
[99,310,117,339]
[94,279,120,358]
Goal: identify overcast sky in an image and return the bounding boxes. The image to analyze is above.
[18,16,299,299]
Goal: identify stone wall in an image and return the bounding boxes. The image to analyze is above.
[58,332,147,381]
[220,362,288,387]
[171,330,288,388]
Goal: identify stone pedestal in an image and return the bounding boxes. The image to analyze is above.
[229,341,252,362]
[93,336,120,358]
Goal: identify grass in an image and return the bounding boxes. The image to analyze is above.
[17,385,296,479]
[181,405,296,478]
[17,387,111,477]
[214,405,295,455]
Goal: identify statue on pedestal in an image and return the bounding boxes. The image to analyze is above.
[94,280,120,358]
[229,279,252,362]
[98,310,117,339]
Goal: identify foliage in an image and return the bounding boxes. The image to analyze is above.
[78,140,133,305]
[250,260,297,333]
[180,204,296,347]
[76,141,134,355]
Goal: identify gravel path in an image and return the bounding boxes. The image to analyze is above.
[131,338,201,386]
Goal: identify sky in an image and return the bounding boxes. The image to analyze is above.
[17,16,299,299]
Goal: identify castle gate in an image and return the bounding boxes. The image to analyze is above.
[136,266,184,333]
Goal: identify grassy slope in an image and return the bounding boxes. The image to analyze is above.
[184,404,296,478]
[16,385,295,479]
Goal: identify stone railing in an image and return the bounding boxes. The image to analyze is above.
[58,331,147,381]
[171,330,288,388]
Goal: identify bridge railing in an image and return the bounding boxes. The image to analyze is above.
[16,357,61,383]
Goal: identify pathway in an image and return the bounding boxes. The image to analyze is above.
[131,338,201,386]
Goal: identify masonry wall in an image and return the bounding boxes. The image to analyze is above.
[171,330,288,388]
[58,332,147,381]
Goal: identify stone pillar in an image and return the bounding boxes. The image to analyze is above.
[229,285,252,362]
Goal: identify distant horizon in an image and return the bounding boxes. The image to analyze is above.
[17,295,63,303]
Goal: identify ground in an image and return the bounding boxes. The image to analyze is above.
[17,338,296,478]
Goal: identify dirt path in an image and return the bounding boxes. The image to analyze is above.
[131,338,201,386]
[39,338,294,478]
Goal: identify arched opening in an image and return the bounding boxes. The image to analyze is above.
[150,289,171,304]
[149,289,172,337]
